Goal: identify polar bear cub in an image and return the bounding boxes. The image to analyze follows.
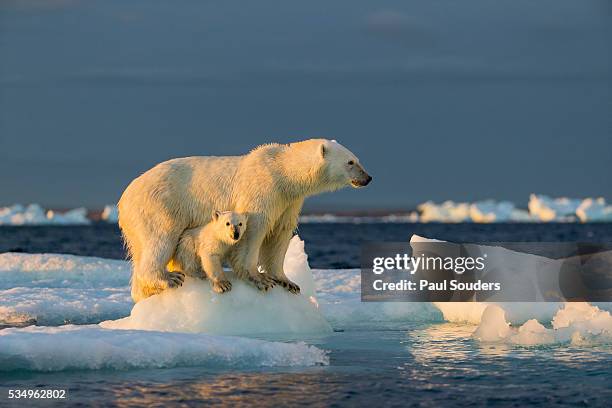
[170,210,247,293]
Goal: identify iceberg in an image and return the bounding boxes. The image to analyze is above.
[102,236,332,336]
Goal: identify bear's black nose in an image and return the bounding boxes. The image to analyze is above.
[365,175,372,185]
[233,231,240,240]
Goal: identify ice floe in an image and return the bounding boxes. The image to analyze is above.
[0,325,329,372]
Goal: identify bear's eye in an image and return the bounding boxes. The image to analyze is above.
[239,222,243,226]
[226,222,230,226]
[348,160,354,166]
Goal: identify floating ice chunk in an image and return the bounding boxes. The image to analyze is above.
[0,204,90,225]
[473,303,612,346]
[101,236,332,336]
[101,205,119,223]
[412,234,574,325]
[472,305,511,341]
[511,319,556,345]
[528,194,581,222]
[0,325,329,372]
[101,278,332,336]
[576,198,612,222]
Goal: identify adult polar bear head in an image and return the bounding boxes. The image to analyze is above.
[118,138,371,302]
[274,139,372,196]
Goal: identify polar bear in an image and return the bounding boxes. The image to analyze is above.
[169,210,247,294]
[118,139,372,302]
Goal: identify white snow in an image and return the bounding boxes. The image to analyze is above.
[101,204,119,223]
[0,325,329,372]
[0,204,90,226]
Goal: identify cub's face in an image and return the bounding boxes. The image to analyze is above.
[321,140,372,189]
[213,211,248,243]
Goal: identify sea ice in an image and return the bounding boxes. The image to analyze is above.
[0,325,329,372]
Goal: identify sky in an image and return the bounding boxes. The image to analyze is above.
[0,0,610,210]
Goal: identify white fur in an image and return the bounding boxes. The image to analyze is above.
[118,138,371,302]
[170,211,247,293]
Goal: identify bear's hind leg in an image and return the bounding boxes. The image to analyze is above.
[132,234,185,302]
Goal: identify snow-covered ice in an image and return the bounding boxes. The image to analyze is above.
[0,325,329,372]
[0,204,90,226]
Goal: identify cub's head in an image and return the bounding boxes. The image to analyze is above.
[212,210,248,243]
[317,139,372,190]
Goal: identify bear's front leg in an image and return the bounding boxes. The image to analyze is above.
[229,217,276,291]
[260,229,300,294]
[259,203,302,294]
[200,253,232,293]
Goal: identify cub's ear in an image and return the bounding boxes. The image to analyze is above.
[212,210,220,221]
[320,143,327,158]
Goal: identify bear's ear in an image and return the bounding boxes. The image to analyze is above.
[320,143,327,158]
[212,210,220,221]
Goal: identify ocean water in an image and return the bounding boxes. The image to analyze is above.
[1,223,612,407]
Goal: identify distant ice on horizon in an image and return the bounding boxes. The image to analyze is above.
[1,194,611,226]
[0,204,90,226]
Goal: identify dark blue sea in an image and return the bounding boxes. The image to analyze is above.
[1,222,612,407]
